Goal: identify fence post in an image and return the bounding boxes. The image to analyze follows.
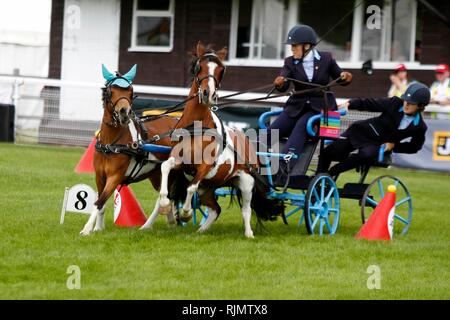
[11,78,23,143]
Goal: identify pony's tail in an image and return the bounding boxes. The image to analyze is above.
[248,170,285,223]
[228,185,242,210]
[169,171,188,204]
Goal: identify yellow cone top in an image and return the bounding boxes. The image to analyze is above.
[387,185,397,193]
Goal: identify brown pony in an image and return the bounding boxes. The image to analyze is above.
[153,43,284,238]
[80,64,182,235]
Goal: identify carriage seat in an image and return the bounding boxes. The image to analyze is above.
[305,110,392,168]
[258,110,319,180]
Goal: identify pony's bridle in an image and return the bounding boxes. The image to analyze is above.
[104,76,135,127]
[194,53,226,105]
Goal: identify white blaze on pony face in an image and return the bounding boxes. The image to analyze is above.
[207,61,218,104]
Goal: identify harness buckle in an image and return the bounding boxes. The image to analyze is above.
[152,134,161,142]
[283,153,293,162]
[284,149,295,162]
[128,141,139,150]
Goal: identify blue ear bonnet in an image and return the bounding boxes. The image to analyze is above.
[102,64,137,88]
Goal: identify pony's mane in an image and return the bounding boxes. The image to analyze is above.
[101,87,108,105]
[188,44,224,77]
[101,83,132,105]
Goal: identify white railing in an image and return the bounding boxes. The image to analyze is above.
[2,75,449,110]
[0,75,448,146]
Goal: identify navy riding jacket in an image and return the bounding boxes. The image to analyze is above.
[347,96,427,153]
[277,51,345,117]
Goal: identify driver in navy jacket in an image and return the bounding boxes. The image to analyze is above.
[318,82,430,178]
[268,24,352,185]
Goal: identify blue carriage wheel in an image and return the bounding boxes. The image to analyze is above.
[304,174,340,235]
[361,175,413,236]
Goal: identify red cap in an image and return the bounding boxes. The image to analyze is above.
[435,64,449,73]
[395,64,407,72]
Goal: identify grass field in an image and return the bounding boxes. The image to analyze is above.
[0,142,449,299]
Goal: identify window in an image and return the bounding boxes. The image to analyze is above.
[229,0,421,66]
[232,0,291,60]
[130,0,174,52]
[359,0,417,62]
[298,0,354,61]
[229,0,354,62]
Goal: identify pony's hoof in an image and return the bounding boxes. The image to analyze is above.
[158,205,171,215]
[93,226,104,232]
[80,229,92,236]
[179,215,192,223]
[167,221,177,228]
[197,226,208,233]
[179,209,192,223]
[245,231,254,239]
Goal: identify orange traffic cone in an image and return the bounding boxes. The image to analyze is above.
[74,134,97,173]
[355,185,396,240]
[113,185,148,227]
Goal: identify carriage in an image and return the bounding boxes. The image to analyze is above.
[87,50,413,238]
[140,106,413,236]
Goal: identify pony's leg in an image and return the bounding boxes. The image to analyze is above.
[237,171,255,239]
[197,208,217,233]
[197,189,221,233]
[140,197,160,230]
[80,176,121,236]
[141,200,177,230]
[166,203,177,227]
[180,181,200,220]
[80,207,100,236]
[82,173,106,235]
[93,206,106,232]
[159,157,176,214]
[180,165,211,220]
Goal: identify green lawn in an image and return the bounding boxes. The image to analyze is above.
[0,143,449,299]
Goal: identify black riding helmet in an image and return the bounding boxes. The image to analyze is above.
[401,82,431,107]
[285,24,318,45]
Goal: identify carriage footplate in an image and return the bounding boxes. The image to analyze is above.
[339,183,369,200]
[274,174,312,190]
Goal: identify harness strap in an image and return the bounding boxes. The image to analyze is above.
[147,109,227,150]
[215,78,343,109]
[219,83,275,100]
[95,140,145,158]
[147,129,175,143]
[123,157,146,185]
[171,125,223,140]
[210,109,228,153]
[132,111,148,141]
[139,94,198,122]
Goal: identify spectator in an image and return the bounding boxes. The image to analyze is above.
[430,64,450,119]
[388,64,409,98]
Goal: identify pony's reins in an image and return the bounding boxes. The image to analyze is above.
[213,76,345,109]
